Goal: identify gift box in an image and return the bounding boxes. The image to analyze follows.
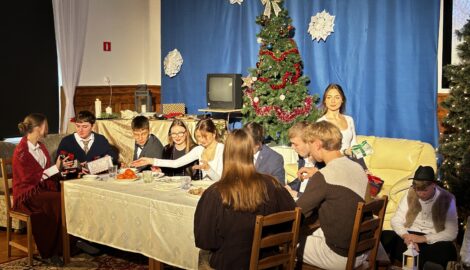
[367,174,384,197]
[162,103,185,114]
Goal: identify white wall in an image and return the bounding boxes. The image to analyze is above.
[79,0,161,86]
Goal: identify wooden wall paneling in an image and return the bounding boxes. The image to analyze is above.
[73,85,161,116]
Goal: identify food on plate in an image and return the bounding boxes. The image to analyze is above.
[117,168,137,180]
[188,187,205,196]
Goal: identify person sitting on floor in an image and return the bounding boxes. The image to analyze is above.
[243,122,286,185]
[130,115,163,172]
[382,166,458,269]
[12,113,67,266]
[288,121,369,269]
[193,129,296,269]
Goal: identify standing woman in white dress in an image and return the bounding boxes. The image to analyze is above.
[131,118,224,181]
[317,83,358,157]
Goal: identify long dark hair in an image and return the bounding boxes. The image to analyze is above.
[321,83,347,114]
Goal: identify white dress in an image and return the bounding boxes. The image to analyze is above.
[317,115,357,151]
[154,143,224,181]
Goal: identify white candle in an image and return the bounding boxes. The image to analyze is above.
[141,104,147,113]
[105,106,112,114]
[94,99,101,118]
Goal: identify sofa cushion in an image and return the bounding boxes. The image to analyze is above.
[369,137,424,172]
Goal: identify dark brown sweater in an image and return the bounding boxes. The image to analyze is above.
[297,156,368,257]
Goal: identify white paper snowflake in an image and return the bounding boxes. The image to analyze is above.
[229,0,243,5]
[163,49,183,78]
[308,10,335,42]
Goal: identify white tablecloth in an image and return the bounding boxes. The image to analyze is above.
[63,179,213,269]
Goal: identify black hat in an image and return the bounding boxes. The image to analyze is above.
[408,166,436,182]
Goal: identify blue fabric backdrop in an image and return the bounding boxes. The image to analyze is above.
[162,0,440,145]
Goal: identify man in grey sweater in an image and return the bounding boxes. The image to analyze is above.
[288,120,369,269]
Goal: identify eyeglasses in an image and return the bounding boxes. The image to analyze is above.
[170,131,186,137]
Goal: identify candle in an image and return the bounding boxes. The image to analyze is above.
[406,256,414,268]
[105,106,112,114]
[141,104,147,113]
[94,99,101,118]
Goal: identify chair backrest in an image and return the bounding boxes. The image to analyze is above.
[1,158,13,213]
[250,207,302,270]
[347,195,388,270]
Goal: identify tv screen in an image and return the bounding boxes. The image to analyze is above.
[206,74,242,109]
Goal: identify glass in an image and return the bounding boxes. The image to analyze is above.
[180,176,191,190]
[143,170,153,183]
[170,131,186,137]
[108,165,118,179]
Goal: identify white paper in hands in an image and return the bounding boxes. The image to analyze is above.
[86,156,113,175]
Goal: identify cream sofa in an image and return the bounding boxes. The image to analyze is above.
[280,135,437,231]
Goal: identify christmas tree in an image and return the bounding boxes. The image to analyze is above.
[241,0,321,144]
[439,19,470,219]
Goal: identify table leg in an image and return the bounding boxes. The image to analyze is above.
[149,258,164,270]
[61,181,71,264]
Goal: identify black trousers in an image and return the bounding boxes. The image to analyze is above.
[381,230,457,270]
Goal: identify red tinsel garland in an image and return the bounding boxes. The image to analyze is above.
[244,88,313,123]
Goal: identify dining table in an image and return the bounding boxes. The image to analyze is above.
[60,176,214,270]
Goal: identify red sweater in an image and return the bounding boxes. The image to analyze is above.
[12,136,58,207]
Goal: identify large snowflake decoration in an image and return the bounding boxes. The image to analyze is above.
[229,0,243,5]
[308,10,335,42]
[163,49,183,78]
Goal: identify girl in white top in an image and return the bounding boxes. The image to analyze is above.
[131,119,224,181]
[317,83,358,156]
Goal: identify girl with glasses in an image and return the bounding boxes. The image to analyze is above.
[132,119,224,181]
[161,119,197,177]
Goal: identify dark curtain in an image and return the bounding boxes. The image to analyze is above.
[162,0,440,145]
[0,1,59,139]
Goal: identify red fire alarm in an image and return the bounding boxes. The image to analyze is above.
[103,41,111,51]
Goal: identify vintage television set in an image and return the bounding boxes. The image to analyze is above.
[206,73,242,109]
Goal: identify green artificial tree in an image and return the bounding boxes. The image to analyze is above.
[439,19,470,219]
[241,0,321,144]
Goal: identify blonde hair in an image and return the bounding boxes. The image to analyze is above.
[18,113,47,135]
[215,129,277,212]
[288,121,342,151]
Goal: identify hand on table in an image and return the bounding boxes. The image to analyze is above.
[130,157,154,168]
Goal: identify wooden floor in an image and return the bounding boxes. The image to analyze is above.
[0,228,30,264]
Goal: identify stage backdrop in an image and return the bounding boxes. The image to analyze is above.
[162,0,440,146]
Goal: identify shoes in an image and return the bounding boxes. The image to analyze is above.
[40,255,64,266]
[76,240,101,255]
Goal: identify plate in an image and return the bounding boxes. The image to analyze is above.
[82,174,99,180]
[114,177,140,183]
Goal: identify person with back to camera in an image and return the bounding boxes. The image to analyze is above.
[56,110,118,172]
[12,113,71,266]
[131,118,224,181]
[193,129,296,269]
[161,119,198,177]
[382,166,457,269]
[130,115,164,172]
[243,122,286,185]
[288,121,369,269]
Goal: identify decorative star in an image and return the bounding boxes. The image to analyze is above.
[229,0,243,5]
[242,76,254,88]
[308,10,335,42]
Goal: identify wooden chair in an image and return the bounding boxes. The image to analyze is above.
[302,196,388,270]
[250,207,302,270]
[1,158,35,266]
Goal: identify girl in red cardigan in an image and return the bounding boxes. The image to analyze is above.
[12,113,65,266]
